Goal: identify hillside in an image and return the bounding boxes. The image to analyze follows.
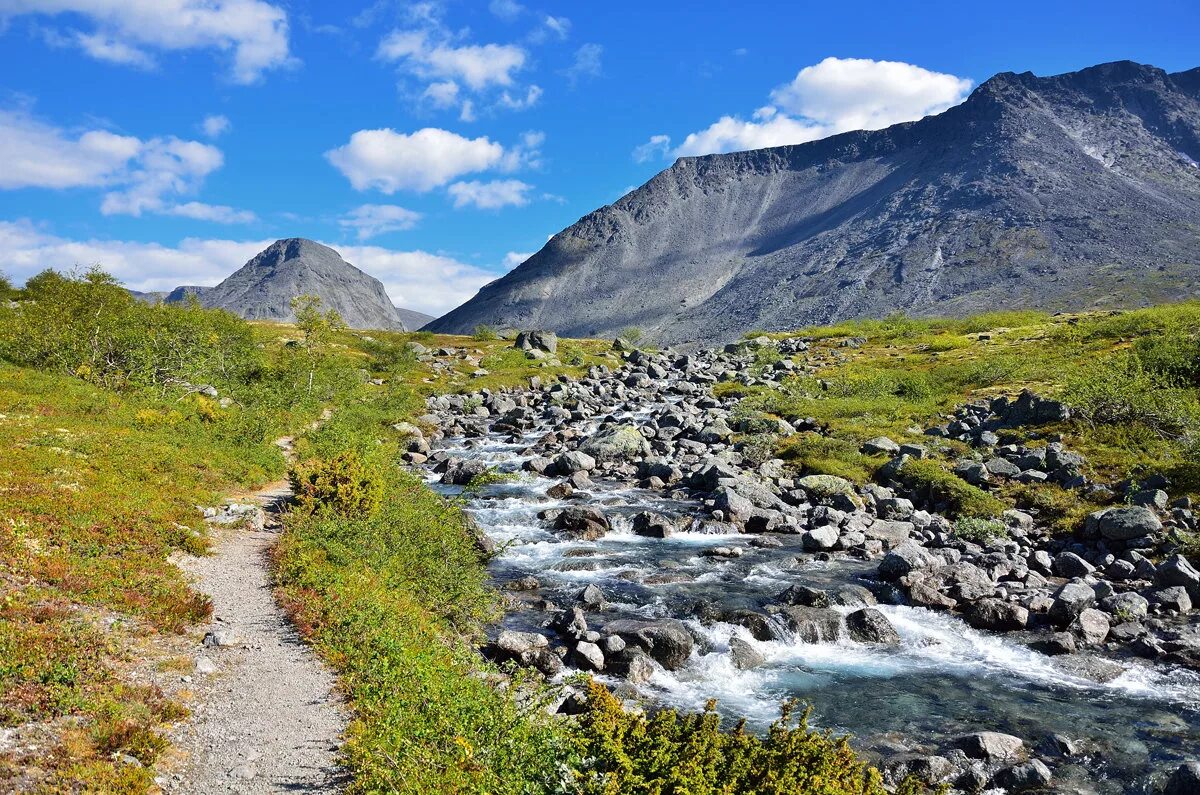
[164,239,411,330]
[428,61,1200,345]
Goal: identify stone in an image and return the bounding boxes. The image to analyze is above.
[228,763,258,781]
[194,656,217,675]
[514,329,558,354]
[861,436,900,455]
[713,486,755,523]
[573,641,605,672]
[1076,608,1111,644]
[1157,554,1200,599]
[777,584,830,607]
[796,474,863,509]
[1164,762,1200,795]
[580,425,650,460]
[555,506,610,540]
[955,731,1025,762]
[1152,586,1193,613]
[554,450,596,474]
[878,541,938,580]
[203,629,242,648]
[1130,488,1169,510]
[845,608,901,644]
[495,630,549,657]
[1053,551,1096,578]
[995,759,1052,791]
[985,457,1022,478]
[966,598,1029,631]
[1097,505,1162,541]
[876,497,915,520]
[578,583,606,607]
[781,606,844,643]
[603,619,695,670]
[802,525,839,550]
[1049,580,1096,627]
[631,511,676,538]
[1099,591,1149,621]
[729,637,766,669]
[440,457,489,485]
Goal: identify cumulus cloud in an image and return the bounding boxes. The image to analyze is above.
[1,0,295,84]
[378,30,526,90]
[631,134,671,163]
[202,114,231,138]
[0,220,501,315]
[338,204,422,239]
[542,15,570,39]
[447,179,532,209]
[0,107,249,221]
[488,0,524,20]
[638,57,973,158]
[325,127,507,193]
[502,250,532,269]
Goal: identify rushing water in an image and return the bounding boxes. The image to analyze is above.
[425,421,1200,792]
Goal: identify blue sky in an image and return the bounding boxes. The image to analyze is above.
[1,0,1197,315]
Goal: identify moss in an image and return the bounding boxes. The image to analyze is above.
[896,459,1006,519]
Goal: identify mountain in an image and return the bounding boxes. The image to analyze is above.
[428,61,1200,345]
[395,307,435,329]
[164,239,409,330]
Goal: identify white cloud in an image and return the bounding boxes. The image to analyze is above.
[0,107,141,189]
[165,201,256,223]
[632,134,672,163]
[502,250,532,269]
[377,29,526,91]
[488,0,524,20]
[0,220,501,315]
[325,127,507,193]
[422,80,460,108]
[564,43,602,85]
[1,0,294,84]
[447,179,532,209]
[0,107,247,220]
[543,15,570,39]
[338,204,422,239]
[99,136,225,216]
[498,84,542,110]
[202,114,231,138]
[646,57,972,158]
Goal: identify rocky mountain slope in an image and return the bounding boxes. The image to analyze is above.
[163,239,410,330]
[428,61,1200,345]
[395,306,435,329]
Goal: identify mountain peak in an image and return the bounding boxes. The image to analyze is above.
[167,239,409,330]
[427,60,1200,345]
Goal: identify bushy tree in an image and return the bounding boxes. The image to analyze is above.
[292,294,346,394]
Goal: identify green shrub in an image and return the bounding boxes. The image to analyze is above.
[289,451,383,517]
[472,323,500,341]
[618,326,643,346]
[896,459,1005,519]
[778,434,877,483]
[953,517,1007,543]
[1063,350,1200,438]
[571,681,922,795]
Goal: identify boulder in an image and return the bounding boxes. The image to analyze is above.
[603,619,695,670]
[845,608,901,644]
[879,541,938,580]
[777,584,830,607]
[966,598,1029,631]
[554,450,596,474]
[1164,762,1200,795]
[631,511,677,539]
[580,425,650,461]
[1053,551,1095,578]
[440,457,489,485]
[955,731,1025,762]
[729,637,766,670]
[1049,581,1096,627]
[1099,591,1149,621]
[573,641,605,672]
[1152,586,1193,613]
[861,436,900,455]
[514,329,557,353]
[1097,505,1162,541]
[995,759,1052,792]
[796,474,863,509]
[1075,608,1110,644]
[1156,554,1200,600]
[802,525,839,550]
[554,507,610,540]
[780,606,844,643]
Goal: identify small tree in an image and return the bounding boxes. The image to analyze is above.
[291,294,346,393]
[618,326,643,346]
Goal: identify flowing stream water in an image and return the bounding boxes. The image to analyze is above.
[424,411,1200,793]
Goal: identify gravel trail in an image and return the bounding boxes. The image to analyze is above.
[165,476,346,794]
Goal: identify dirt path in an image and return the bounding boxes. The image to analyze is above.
[162,464,346,793]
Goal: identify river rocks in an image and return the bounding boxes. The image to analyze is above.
[780,606,844,643]
[1164,762,1200,795]
[572,641,605,672]
[995,759,1052,791]
[440,457,489,485]
[1152,586,1193,613]
[1049,581,1097,627]
[553,450,596,475]
[1096,505,1162,541]
[845,608,900,644]
[1075,608,1111,644]
[1054,551,1095,578]
[608,648,657,684]
[602,619,694,670]
[879,541,938,580]
[955,731,1025,762]
[631,511,677,538]
[580,425,650,460]
[729,637,765,669]
[1099,591,1149,621]
[796,474,863,509]
[713,486,754,523]
[555,507,610,540]
[777,584,830,607]
[1156,554,1200,599]
[802,525,839,550]
[966,598,1029,631]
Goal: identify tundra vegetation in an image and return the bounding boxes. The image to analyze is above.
[2,268,1198,792]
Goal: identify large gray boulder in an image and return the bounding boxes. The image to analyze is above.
[602,619,695,670]
[879,541,938,580]
[1097,505,1162,540]
[955,731,1025,762]
[1050,581,1097,627]
[580,425,650,461]
[845,608,901,644]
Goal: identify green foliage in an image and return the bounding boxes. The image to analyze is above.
[952,517,1008,543]
[290,451,384,518]
[777,434,877,484]
[618,326,644,346]
[896,459,1006,519]
[1062,349,1200,438]
[0,268,260,392]
[472,323,500,341]
[274,463,570,794]
[1006,482,1105,536]
[571,681,916,795]
[0,271,18,300]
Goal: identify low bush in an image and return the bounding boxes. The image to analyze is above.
[953,517,1008,543]
[896,459,1006,519]
[777,434,878,484]
[290,450,384,518]
[473,323,500,341]
[571,681,921,795]
[1063,350,1200,438]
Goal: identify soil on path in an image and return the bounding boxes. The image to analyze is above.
[163,470,346,794]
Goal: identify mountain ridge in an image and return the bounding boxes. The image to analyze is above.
[428,60,1200,344]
